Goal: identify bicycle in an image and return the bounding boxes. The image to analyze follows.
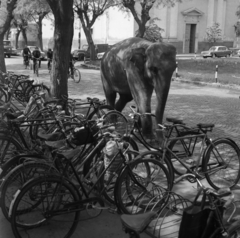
[138,121,240,190]
[32,57,41,77]
[68,61,81,83]
[121,173,240,238]
[9,119,171,237]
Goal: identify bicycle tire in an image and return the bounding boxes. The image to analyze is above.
[203,138,240,190]
[0,135,23,165]
[0,154,48,181]
[87,104,114,120]
[135,150,174,188]
[227,220,240,237]
[11,176,80,237]
[99,150,140,204]
[25,84,51,101]
[102,110,128,137]
[115,157,171,214]
[1,162,57,221]
[0,87,8,103]
[168,131,203,176]
[73,68,81,83]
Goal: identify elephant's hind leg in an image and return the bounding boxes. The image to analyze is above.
[115,93,133,112]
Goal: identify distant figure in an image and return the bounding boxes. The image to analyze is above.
[22,45,31,68]
[47,48,53,70]
[32,47,41,73]
[69,53,74,78]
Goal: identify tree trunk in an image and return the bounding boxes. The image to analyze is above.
[0,34,7,73]
[21,28,28,45]
[4,28,10,40]
[0,0,18,73]
[83,26,96,61]
[15,29,21,49]
[37,18,43,51]
[136,24,146,38]
[46,0,74,107]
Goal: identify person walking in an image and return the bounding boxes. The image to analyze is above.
[47,48,53,71]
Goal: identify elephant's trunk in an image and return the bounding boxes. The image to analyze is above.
[154,71,172,125]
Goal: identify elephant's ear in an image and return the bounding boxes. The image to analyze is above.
[129,47,146,72]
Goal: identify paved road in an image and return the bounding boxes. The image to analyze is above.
[1,57,240,238]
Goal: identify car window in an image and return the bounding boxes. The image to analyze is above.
[209,47,216,51]
[29,47,35,51]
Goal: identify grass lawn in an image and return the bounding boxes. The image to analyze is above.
[176,58,240,85]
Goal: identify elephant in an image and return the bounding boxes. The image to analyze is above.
[100,37,176,135]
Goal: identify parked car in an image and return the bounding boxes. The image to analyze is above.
[21,46,46,60]
[11,48,20,56]
[3,40,13,58]
[72,49,86,61]
[237,49,240,57]
[72,44,109,61]
[201,46,232,58]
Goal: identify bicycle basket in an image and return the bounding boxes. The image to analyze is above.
[103,140,123,173]
[71,121,99,145]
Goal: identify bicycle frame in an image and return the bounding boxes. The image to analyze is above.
[163,131,228,181]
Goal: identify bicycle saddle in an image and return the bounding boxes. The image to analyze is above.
[121,211,156,233]
[87,97,99,102]
[37,131,63,141]
[197,123,214,129]
[57,146,81,160]
[166,117,184,124]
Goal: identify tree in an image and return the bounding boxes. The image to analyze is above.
[12,15,28,46]
[14,0,51,50]
[121,0,181,38]
[135,18,164,42]
[74,0,119,61]
[235,5,240,37]
[45,0,74,106]
[0,0,18,74]
[206,22,222,42]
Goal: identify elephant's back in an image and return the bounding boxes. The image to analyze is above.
[100,37,151,93]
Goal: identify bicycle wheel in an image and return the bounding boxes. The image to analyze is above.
[227,220,240,237]
[0,87,8,103]
[87,104,114,120]
[203,138,240,190]
[102,110,128,137]
[115,157,171,214]
[1,162,57,221]
[26,84,51,101]
[36,64,39,77]
[99,150,140,205]
[73,68,81,83]
[11,176,80,237]
[0,135,23,165]
[168,131,203,176]
[136,151,174,187]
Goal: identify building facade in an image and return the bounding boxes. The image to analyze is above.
[14,0,240,52]
[141,0,240,53]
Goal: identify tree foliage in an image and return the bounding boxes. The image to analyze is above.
[14,0,51,49]
[135,17,164,42]
[235,5,240,37]
[120,0,181,38]
[73,0,119,60]
[205,22,222,42]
